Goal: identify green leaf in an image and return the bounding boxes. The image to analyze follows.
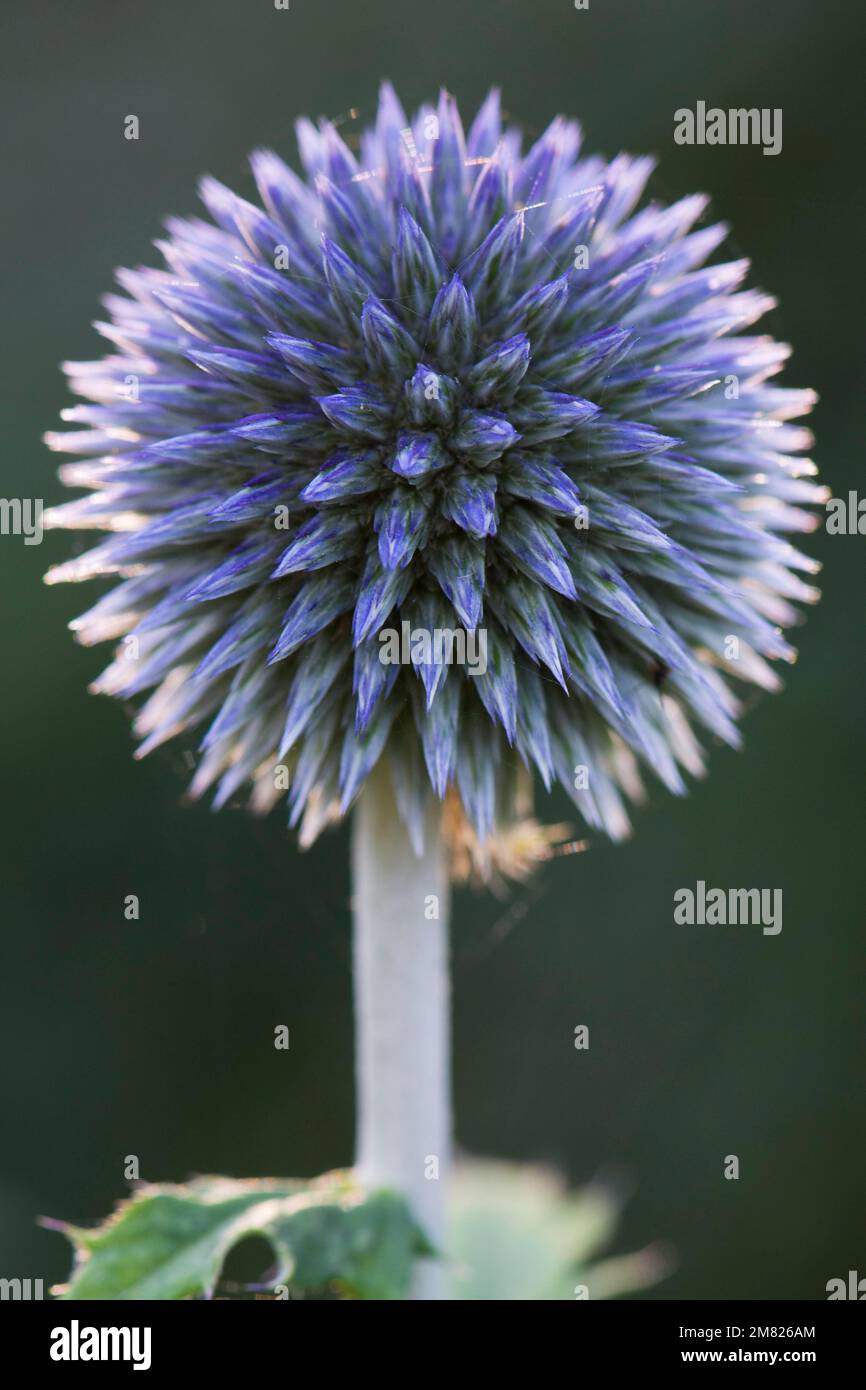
[48,1161,669,1301]
[449,1160,671,1300]
[51,1171,431,1301]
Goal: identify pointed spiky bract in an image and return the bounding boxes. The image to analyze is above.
[45,85,822,852]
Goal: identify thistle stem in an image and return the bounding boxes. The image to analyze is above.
[351,762,451,1300]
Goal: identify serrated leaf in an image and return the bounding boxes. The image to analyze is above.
[53,1171,431,1301]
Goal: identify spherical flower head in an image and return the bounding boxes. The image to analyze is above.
[45,85,822,861]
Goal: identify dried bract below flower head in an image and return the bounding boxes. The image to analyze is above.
[45,85,822,856]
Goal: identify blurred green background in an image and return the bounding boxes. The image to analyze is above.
[1,0,863,1298]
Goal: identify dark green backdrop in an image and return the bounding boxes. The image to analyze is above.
[1,0,863,1299]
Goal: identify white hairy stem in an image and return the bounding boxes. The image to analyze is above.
[351,762,451,1300]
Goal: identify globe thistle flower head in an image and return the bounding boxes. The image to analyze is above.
[45,85,822,861]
